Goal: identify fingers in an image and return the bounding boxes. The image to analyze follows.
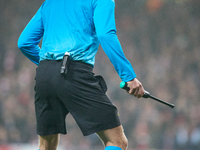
[132,85,143,98]
[127,78,145,98]
[136,84,144,98]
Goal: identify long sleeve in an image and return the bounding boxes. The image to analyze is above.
[93,0,136,82]
[18,6,44,65]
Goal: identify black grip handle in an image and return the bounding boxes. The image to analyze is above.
[119,81,175,108]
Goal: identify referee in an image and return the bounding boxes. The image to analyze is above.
[18,0,145,150]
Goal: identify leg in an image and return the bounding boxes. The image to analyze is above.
[97,125,128,150]
[38,134,60,150]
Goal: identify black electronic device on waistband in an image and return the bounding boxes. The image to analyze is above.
[60,52,70,75]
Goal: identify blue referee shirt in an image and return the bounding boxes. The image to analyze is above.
[18,0,136,82]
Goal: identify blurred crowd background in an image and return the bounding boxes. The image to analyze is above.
[0,0,200,149]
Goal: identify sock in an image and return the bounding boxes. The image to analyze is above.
[105,146,122,150]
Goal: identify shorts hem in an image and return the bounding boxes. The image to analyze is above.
[82,122,121,136]
[37,131,67,136]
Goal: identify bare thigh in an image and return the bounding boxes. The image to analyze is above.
[39,134,60,150]
[96,125,128,150]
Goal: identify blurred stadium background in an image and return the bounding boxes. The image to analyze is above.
[0,0,200,149]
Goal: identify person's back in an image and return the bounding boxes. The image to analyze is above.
[40,0,99,64]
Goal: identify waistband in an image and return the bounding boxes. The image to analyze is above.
[68,60,93,72]
[39,59,93,72]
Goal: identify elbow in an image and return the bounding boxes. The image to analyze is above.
[17,37,25,50]
[17,37,30,51]
[97,29,116,40]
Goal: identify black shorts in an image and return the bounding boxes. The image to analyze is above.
[34,60,121,136]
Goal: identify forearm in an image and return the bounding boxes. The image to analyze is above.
[99,32,136,82]
[18,42,40,65]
